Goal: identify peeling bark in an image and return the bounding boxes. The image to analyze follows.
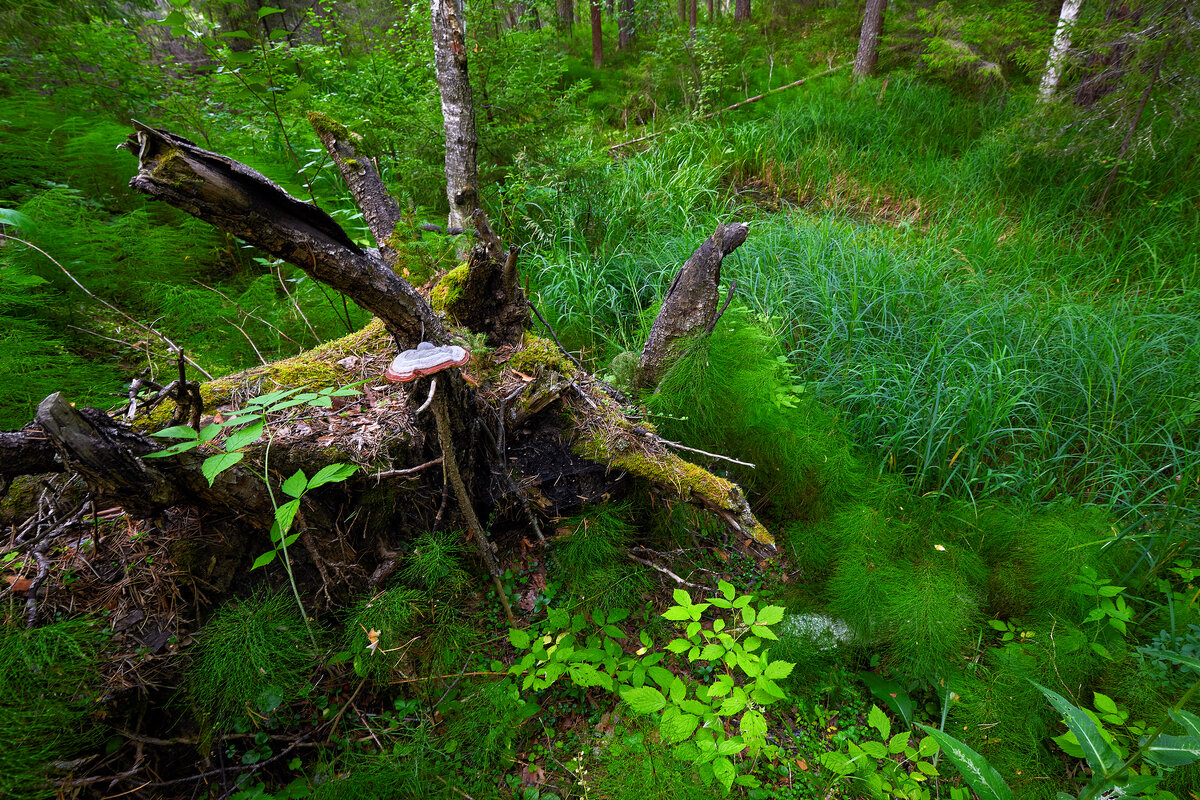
[431,0,480,233]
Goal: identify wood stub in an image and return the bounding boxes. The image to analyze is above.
[636,222,749,391]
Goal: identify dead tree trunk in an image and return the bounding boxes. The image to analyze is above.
[636,222,749,391]
[430,0,479,232]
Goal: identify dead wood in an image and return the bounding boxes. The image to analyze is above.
[636,221,749,391]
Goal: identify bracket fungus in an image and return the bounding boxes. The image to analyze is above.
[384,342,470,383]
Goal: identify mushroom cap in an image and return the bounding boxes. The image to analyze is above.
[384,341,471,383]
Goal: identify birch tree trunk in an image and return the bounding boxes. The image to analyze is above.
[430,0,479,232]
[853,0,886,78]
[1039,0,1085,100]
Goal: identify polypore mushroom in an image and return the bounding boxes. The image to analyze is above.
[382,343,516,625]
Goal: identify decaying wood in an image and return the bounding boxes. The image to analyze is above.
[636,222,749,390]
[0,428,62,478]
[119,123,446,350]
[436,209,530,347]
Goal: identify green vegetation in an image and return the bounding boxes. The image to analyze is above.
[2,0,1199,797]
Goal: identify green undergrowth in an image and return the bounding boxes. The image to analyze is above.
[183,590,319,736]
[0,617,105,799]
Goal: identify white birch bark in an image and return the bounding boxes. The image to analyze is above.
[1039,0,1084,101]
[430,0,479,232]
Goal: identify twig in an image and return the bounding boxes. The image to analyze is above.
[704,280,737,336]
[628,553,708,590]
[1,233,214,380]
[372,457,444,480]
[434,775,476,800]
[223,316,269,365]
[655,437,755,469]
[193,279,301,347]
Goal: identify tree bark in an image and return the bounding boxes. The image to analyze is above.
[557,0,574,28]
[1039,0,1085,101]
[430,0,479,233]
[733,0,749,22]
[618,0,634,49]
[591,0,604,67]
[853,0,885,77]
[636,222,749,391]
[118,123,446,350]
[689,0,697,32]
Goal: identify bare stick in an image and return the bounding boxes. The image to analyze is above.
[528,300,585,371]
[194,279,302,347]
[372,457,444,480]
[704,280,737,336]
[656,437,755,469]
[2,233,214,380]
[276,260,323,344]
[628,552,709,590]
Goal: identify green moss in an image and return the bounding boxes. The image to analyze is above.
[149,148,204,190]
[430,264,468,314]
[509,332,577,376]
[305,111,354,142]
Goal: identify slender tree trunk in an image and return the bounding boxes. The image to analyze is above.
[1096,46,1166,211]
[591,0,603,67]
[852,0,885,77]
[618,0,634,49]
[606,0,614,19]
[1075,0,1139,107]
[733,0,749,23]
[1039,0,1085,100]
[689,0,697,32]
[430,0,479,233]
[707,0,714,22]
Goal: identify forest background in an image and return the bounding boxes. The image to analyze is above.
[1,0,1199,797]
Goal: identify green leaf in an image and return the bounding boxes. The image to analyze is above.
[648,666,674,689]
[1092,692,1120,716]
[0,207,36,232]
[307,463,358,490]
[741,606,757,625]
[818,751,855,776]
[220,30,254,38]
[712,756,736,792]
[861,740,888,759]
[1144,733,1200,767]
[249,388,300,407]
[663,606,691,621]
[755,605,785,626]
[665,638,690,653]
[717,691,747,716]
[917,724,1012,800]
[699,643,725,661]
[159,9,186,25]
[1156,650,1200,675]
[509,628,531,649]
[859,671,914,726]
[621,686,666,715]
[718,580,735,601]
[661,707,699,744]
[198,423,225,443]
[251,549,277,570]
[1032,681,1123,776]
[224,420,265,451]
[868,705,891,741]
[273,498,301,539]
[669,676,686,705]
[888,731,911,754]
[281,469,308,498]
[144,440,200,457]
[672,588,692,607]
[741,709,767,741]
[1171,709,1200,740]
[201,452,244,485]
[258,5,285,17]
[763,660,793,680]
[152,425,199,440]
[568,664,613,690]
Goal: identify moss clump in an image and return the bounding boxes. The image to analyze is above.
[183,591,318,734]
[0,618,105,799]
[149,148,204,190]
[430,264,469,315]
[509,332,577,376]
[305,111,354,142]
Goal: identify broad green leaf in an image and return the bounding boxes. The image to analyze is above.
[224,420,265,451]
[220,30,253,39]
[861,740,888,759]
[1171,709,1200,740]
[818,751,856,776]
[248,388,300,406]
[669,676,685,704]
[621,686,666,715]
[750,624,778,641]
[159,9,186,25]
[251,549,277,570]
[647,666,674,689]
[0,207,36,231]
[718,580,735,601]
[763,660,793,680]
[144,440,200,457]
[198,423,224,443]
[660,707,699,744]
[663,606,691,621]
[201,451,243,485]
[917,724,1011,800]
[1156,650,1200,675]
[888,731,911,754]
[741,709,767,741]
[672,588,692,607]
[1093,692,1120,717]
[607,608,631,624]
[709,675,733,697]
[508,628,531,649]
[1144,733,1200,767]
[712,756,736,792]
[1032,681,1123,776]
[699,643,725,661]
[859,671,914,726]
[868,705,891,741]
[273,499,301,539]
[717,691,747,716]
[152,425,199,439]
[308,395,333,408]
[665,638,690,653]
[755,605,785,626]
[281,469,308,499]
[308,463,358,490]
[741,606,757,625]
[258,5,285,17]
[568,664,613,690]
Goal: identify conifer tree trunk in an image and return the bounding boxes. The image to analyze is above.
[430,0,479,232]
[1039,0,1085,100]
[708,0,715,22]
[733,0,749,23]
[591,0,603,67]
[853,0,885,77]
[557,0,574,27]
[689,0,697,32]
